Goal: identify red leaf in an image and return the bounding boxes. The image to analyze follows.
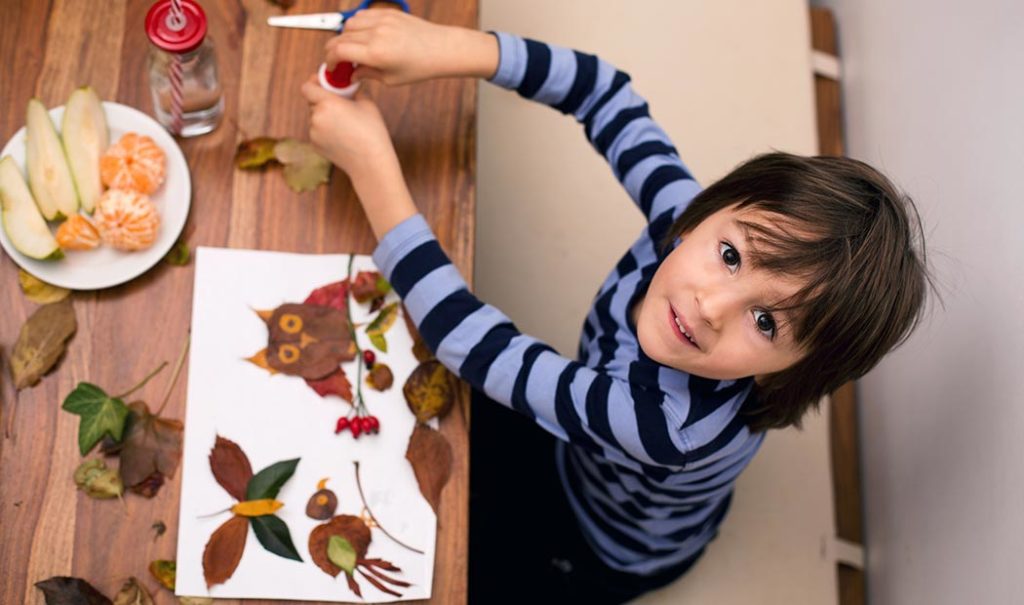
[209,435,253,501]
[306,368,353,403]
[203,515,249,588]
[406,424,453,514]
[304,280,349,312]
[351,271,388,303]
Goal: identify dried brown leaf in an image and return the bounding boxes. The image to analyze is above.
[366,363,393,391]
[405,424,453,514]
[34,576,112,605]
[208,435,253,501]
[402,305,432,362]
[10,299,76,390]
[235,137,279,169]
[19,269,71,303]
[308,515,371,578]
[129,472,165,498]
[403,360,456,423]
[119,401,183,489]
[274,139,330,193]
[202,515,249,588]
[148,560,176,591]
[112,577,154,605]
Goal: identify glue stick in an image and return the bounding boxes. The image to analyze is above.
[318,61,360,98]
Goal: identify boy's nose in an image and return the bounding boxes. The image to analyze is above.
[695,286,742,330]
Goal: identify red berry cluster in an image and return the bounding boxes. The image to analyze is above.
[335,414,380,439]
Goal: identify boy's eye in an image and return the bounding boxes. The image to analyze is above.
[753,309,777,340]
[720,242,740,272]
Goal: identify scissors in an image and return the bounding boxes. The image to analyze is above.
[267,0,411,33]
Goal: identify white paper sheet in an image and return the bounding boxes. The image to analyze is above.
[175,247,435,602]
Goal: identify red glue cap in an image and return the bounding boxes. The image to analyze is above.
[145,0,207,54]
[326,62,356,88]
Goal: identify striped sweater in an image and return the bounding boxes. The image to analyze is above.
[372,32,764,575]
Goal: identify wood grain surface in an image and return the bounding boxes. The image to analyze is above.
[0,1,476,603]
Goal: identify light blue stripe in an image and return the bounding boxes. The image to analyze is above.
[436,303,510,374]
[401,264,466,325]
[371,213,432,280]
[488,32,527,89]
[587,83,641,142]
[573,59,617,121]
[533,44,578,105]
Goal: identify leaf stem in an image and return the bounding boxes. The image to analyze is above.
[353,461,424,555]
[156,334,191,417]
[346,255,366,415]
[115,361,169,400]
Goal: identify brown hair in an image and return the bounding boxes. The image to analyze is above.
[663,152,934,432]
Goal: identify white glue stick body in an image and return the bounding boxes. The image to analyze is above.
[318,61,361,98]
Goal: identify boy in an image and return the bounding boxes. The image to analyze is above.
[301,10,929,604]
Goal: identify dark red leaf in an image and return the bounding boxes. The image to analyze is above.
[306,367,353,402]
[208,435,253,501]
[304,279,349,312]
[34,576,111,605]
[406,424,453,514]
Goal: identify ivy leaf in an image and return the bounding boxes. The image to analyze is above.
[11,299,76,390]
[62,383,131,455]
[246,457,300,500]
[251,514,303,561]
[366,302,398,353]
[235,137,279,169]
[118,401,183,490]
[34,576,112,605]
[163,238,190,266]
[406,423,453,514]
[208,435,254,502]
[203,515,248,588]
[112,577,154,605]
[273,139,330,193]
[19,269,71,303]
[327,535,357,574]
[148,560,176,591]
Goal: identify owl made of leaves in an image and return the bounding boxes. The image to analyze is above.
[249,303,355,379]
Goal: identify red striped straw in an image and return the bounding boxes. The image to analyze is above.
[167,0,185,135]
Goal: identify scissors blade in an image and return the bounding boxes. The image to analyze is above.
[267,13,343,31]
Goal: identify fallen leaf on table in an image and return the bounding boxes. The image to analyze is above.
[403,360,456,423]
[112,577,154,605]
[208,435,253,502]
[164,238,190,266]
[152,520,167,540]
[178,598,214,605]
[19,269,71,303]
[10,299,76,390]
[129,472,165,498]
[273,138,330,193]
[35,576,111,605]
[366,363,393,391]
[149,560,176,591]
[73,459,124,499]
[234,137,278,169]
[62,383,130,455]
[351,271,390,303]
[366,302,398,353]
[405,423,453,514]
[203,515,248,589]
[118,401,183,491]
[267,0,296,9]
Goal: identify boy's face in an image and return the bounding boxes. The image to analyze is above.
[634,205,807,382]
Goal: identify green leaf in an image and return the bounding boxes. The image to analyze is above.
[327,535,356,574]
[246,457,300,500]
[250,514,302,561]
[62,382,130,455]
[375,275,391,296]
[366,302,398,353]
[273,139,330,193]
[163,238,190,266]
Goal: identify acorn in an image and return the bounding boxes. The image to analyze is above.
[306,478,338,520]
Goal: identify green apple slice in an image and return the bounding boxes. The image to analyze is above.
[62,87,108,214]
[26,98,79,220]
[0,156,63,260]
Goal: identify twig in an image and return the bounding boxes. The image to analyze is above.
[156,334,191,416]
[115,361,168,400]
[353,461,424,554]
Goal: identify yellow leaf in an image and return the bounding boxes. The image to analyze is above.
[18,269,71,303]
[231,499,284,517]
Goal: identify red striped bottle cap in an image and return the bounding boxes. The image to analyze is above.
[145,0,207,54]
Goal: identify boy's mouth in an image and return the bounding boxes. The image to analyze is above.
[669,304,700,349]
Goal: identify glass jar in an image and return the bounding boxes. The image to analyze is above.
[145,0,223,137]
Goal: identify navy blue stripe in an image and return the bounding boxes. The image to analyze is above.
[459,322,517,387]
[510,343,555,418]
[682,376,748,427]
[554,362,600,450]
[571,454,652,520]
[648,208,677,245]
[584,374,614,446]
[388,240,449,297]
[630,362,688,467]
[418,289,483,352]
[638,164,692,216]
[686,415,749,466]
[593,103,650,156]
[553,51,597,115]
[592,287,619,369]
[516,38,552,98]
[615,250,638,278]
[583,70,631,140]
[616,141,678,177]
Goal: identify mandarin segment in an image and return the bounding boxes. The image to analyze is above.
[55,214,101,250]
[94,188,161,250]
[100,132,166,194]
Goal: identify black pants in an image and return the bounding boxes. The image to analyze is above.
[469,389,702,605]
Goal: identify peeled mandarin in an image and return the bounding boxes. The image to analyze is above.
[55,214,101,250]
[100,132,166,194]
[93,188,161,251]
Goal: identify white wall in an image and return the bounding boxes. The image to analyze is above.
[478,2,840,603]
[811,1,1024,602]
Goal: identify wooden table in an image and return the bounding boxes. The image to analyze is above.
[0,1,475,603]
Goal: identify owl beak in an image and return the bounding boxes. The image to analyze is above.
[300,332,319,349]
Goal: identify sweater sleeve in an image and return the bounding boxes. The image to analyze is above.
[487,31,700,223]
[374,214,703,469]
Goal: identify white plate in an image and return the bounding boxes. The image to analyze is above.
[0,102,191,290]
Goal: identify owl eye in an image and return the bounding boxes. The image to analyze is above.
[277,344,300,364]
[280,313,303,334]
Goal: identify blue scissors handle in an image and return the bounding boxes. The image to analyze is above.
[339,0,410,25]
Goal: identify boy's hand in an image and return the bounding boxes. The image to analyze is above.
[325,9,498,86]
